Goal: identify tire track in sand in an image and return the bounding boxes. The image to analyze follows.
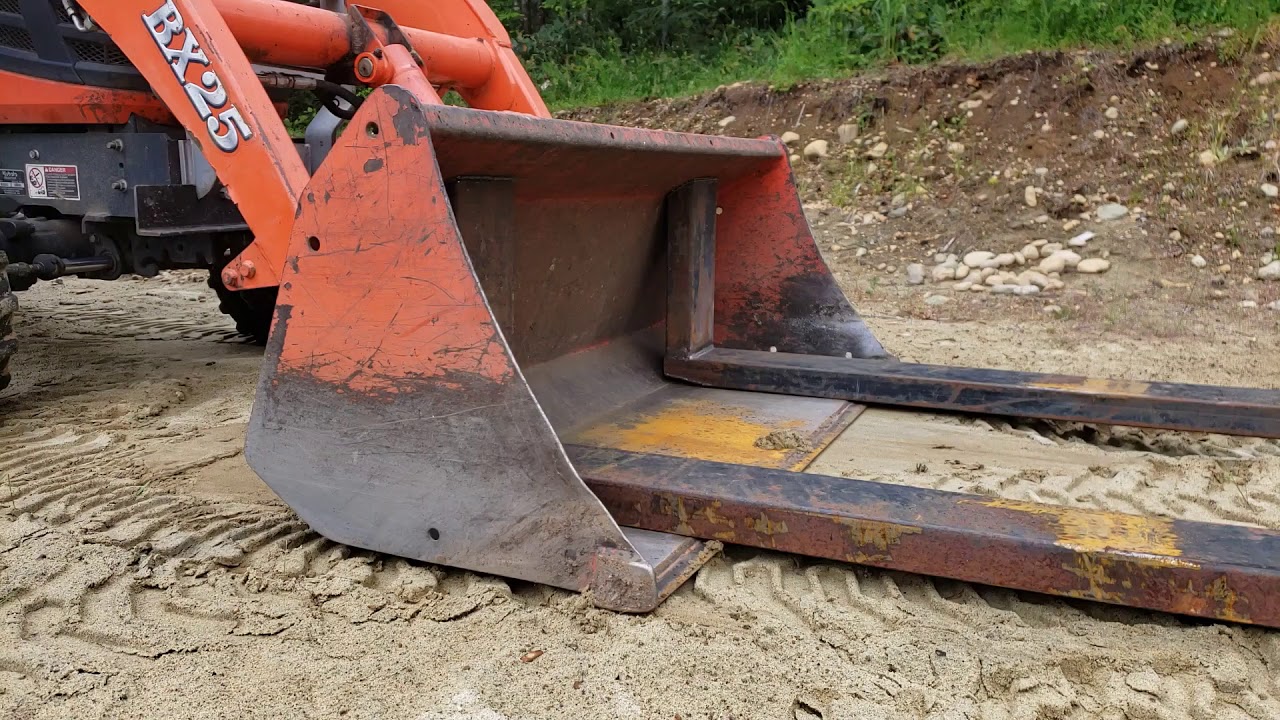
[685,551,1280,719]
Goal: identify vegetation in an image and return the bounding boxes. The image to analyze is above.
[494,0,1280,109]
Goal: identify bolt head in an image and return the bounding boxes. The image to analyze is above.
[28,150,38,160]
[221,268,241,288]
[242,261,257,279]
[356,56,375,79]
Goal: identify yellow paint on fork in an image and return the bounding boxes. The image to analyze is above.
[1026,376,1151,397]
[572,397,811,469]
[973,498,1192,563]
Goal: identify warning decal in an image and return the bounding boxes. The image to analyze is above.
[25,164,80,201]
[0,169,22,196]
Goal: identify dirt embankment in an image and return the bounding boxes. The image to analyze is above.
[3,36,1280,720]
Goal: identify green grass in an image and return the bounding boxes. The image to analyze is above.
[530,0,1280,110]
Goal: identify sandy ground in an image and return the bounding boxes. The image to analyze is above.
[1,270,1278,720]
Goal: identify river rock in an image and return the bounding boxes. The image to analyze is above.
[963,251,995,268]
[1095,204,1129,221]
[1077,258,1111,274]
[803,140,829,160]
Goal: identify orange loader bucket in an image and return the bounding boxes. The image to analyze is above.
[244,87,881,611]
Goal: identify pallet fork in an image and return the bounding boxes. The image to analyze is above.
[20,0,1280,624]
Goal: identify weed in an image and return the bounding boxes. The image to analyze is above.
[510,0,1280,110]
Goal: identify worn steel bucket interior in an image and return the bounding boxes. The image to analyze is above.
[426,106,885,448]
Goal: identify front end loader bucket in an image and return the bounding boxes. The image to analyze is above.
[248,84,1280,626]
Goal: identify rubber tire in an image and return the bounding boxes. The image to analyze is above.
[0,252,17,391]
[208,267,278,345]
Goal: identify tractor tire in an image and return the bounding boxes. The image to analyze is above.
[208,267,278,345]
[0,252,17,391]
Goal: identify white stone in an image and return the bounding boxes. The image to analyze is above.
[803,140,829,160]
[1191,254,1208,269]
[1041,242,1063,254]
[1068,231,1096,247]
[984,274,1004,287]
[1262,184,1279,199]
[1014,251,1026,265]
[1104,106,1119,120]
[947,142,966,154]
[780,131,801,145]
[837,124,859,144]
[924,294,948,306]
[1095,204,1129,221]
[1171,119,1189,135]
[906,263,926,284]
[718,115,737,128]
[1020,271,1050,289]
[960,99,983,111]
[1241,300,1258,309]
[1092,130,1107,140]
[1266,300,1280,311]
[995,253,1017,267]
[1013,285,1041,296]
[963,251,995,268]
[1077,258,1111,274]
[1060,250,1082,269]
[1024,186,1038,207]
[1198,150,1218,167]
[1021,244,1040,261]
[1038,255,1067,274]
[789,153,801,164]
[867,142,889,159]
[978,267,997,281]
[991,284,1018,294]
[954,282,973,291]
[1258,261,1280,281]
[1251,71,1280,87]
[954,264,970,280]
[931,265,956,282]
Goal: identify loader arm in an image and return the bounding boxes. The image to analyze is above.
[78,0,310,290]
[73,0,549,290]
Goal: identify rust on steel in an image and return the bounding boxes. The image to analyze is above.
[569,446,1280,627]
[667,348,1280,439]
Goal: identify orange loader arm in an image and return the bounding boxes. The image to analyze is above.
[74,0,548,291]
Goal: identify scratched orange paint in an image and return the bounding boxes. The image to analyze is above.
[274,90,512,391]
